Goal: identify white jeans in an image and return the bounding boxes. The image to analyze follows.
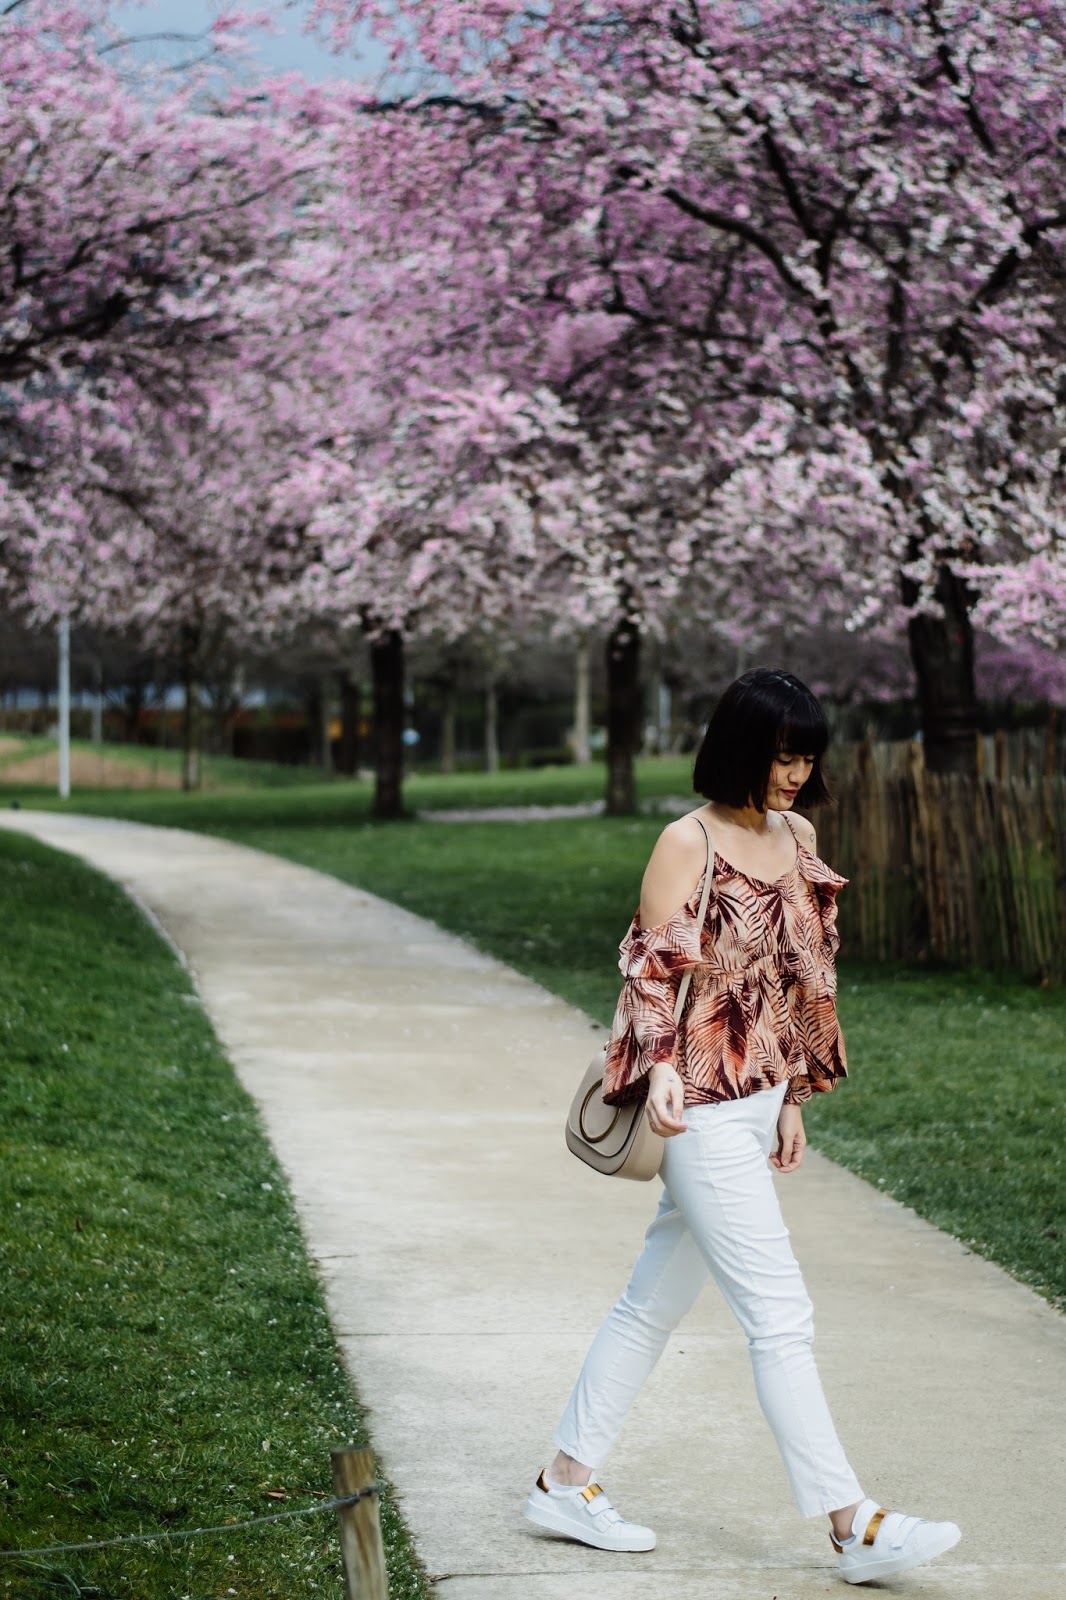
[553,1081,865,1518]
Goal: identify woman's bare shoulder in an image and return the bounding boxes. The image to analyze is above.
[787,809,818,852]
[639,811,710,929]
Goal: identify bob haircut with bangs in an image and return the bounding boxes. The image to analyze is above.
[693,668,833,812]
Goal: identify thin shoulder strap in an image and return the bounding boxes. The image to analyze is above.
[671,817,714,1025]
[781,809,809,861]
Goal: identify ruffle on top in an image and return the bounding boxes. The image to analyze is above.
[600,842,849,1109]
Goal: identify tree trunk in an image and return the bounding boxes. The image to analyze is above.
[904,562,979,776]
[605,617,641,816]
[371,630,406,819]
[484,674,499,774]
[573,636,591,765]
[180,625,202,792]
[336,669,360,777]
[441,677,457,774]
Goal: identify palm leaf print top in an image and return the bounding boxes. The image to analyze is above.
[601,811,849,1109]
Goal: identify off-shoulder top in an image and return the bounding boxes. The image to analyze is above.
[601,811,849,1109]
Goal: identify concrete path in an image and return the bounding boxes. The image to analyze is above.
[4,809,1064,1599]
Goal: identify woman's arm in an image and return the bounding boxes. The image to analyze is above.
[639,815,709,1138]
[639,814,709,928]
[600,814,709,1122]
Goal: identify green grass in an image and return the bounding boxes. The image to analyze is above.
[0,830,432,1600]
[0,736,333,791]
[1,748,694,814]
[806,965,1065,1305]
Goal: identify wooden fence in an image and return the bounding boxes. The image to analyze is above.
[819,743,1066,982]
[831,716,1063,781]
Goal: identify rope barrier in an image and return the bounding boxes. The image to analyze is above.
[0,1484,383,1561]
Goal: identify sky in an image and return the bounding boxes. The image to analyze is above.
[107,1,387,83]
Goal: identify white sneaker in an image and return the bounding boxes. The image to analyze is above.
[523,1469,656,1552]
[833,1496,961,1584]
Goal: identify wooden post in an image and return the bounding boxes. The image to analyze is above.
[332,1447,388,1600]
[1050,774,1066,983]
[994,725,1007,781]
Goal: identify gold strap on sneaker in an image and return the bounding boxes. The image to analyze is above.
[863,1508,889,1546]
[535,1471,602,1499]
[830,1506,890,1553]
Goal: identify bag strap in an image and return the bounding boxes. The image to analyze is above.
[671,815,714,1025]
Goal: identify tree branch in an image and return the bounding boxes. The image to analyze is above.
[661,185,811,298]
[972,209,1066,309]
[758,128,817,241]
[360,93,506,124]
[922,0,997,156]
[99,32,209,55]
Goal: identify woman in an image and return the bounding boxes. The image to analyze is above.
[523,668,961,1585]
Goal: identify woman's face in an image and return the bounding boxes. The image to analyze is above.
[769,747,816,808]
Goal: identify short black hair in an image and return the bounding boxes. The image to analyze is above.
[692,668,833,811]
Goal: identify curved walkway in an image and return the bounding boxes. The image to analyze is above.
[3,810,1064,1598]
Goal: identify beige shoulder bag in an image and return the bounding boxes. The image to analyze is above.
[565,816,713,1181]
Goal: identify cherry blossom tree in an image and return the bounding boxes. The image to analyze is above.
[0,3,368,784]
[10,0,1063,813]
[313,0,1066,774]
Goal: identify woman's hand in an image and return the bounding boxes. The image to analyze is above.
[646,1062,688,1137]
[769,1103,806,1172]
